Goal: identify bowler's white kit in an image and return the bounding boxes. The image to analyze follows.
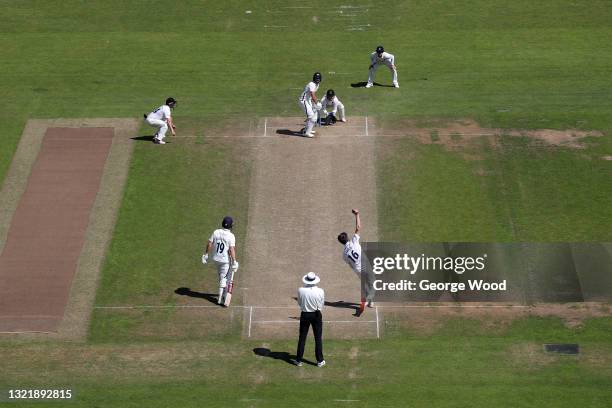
[209,228,236,286]
[318,95,345,121]
[342,234,362,275]
[368,52,399,87]
[145,104,172,141]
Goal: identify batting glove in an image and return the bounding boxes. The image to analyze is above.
[202,254,209,264]
[231,261,239,272]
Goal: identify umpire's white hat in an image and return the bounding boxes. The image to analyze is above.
[302,272,321,285]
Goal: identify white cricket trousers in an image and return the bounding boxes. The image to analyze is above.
[299,100,317,135]
[145,117,168,140]
[368,63,398,86]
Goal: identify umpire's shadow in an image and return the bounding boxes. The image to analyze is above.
[174,287,219,305]
[253,348,316,366]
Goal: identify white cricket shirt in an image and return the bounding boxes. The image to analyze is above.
[297,285,325,312]
[342,234,362,274]
[147,104,172,121]
[299,81,319,104]
[370,51,395,67]
[209,228,236,263]
[320,95,341,113]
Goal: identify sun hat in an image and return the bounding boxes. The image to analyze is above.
[302,272,320,285]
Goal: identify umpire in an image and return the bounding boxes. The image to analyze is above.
[294,272,326,367]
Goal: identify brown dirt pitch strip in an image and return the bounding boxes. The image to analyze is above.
[242,117,380,339]
[0,119,139,338]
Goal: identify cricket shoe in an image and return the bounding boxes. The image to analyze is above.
[302,132,314,138]
[292,360,303,367]
[317,360,326,368]
[365,82,373,88]
[158,139,166,144]
[393,82,400,88]
[340,119,347,123]
[367,301,374,308]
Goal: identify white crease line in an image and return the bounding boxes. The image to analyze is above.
[264,117,267,137]
[95,305,248,309]
[375,306,380,339]
[94,304,528,310]
[253,320,377,324]
[248,306,253,337]
[0,331,55,334]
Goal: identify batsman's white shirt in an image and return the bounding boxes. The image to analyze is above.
[299,81,319,106]
[342,234,362,275]
[298,286,325,312]
[147,104,172,121]
[371,51,395,67]
[209,228,235,264]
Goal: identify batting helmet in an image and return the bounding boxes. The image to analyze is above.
[376,45,384,55]
[326,89,335,99]
[166,97,177,107]
[313,72,322,84]
[222,216,233,229]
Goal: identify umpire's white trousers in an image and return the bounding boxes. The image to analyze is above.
[145,117,168,140]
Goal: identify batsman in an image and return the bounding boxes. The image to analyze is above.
[202,216,239,306]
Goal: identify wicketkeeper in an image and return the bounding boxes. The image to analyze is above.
[317,89,347,125]
[202,216,239,306]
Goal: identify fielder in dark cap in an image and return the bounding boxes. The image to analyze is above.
[143,97,177,144]
[366,45,399,88]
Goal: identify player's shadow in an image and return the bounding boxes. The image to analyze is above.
[131,135,155,142]
[253,348,316,366]
[275,129,311,138]
[325,300,361,312]
[350,81,393,88]
[174,287,219,305]
[291,297,361,313]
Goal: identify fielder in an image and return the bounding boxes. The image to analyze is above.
[202,216,239,306]
[337,208,374,315]
[298,72,322,138]
[366,46,399,88]
[144,97,177,144]
[318,89,347,125]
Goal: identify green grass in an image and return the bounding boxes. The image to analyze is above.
[1,1,612,406]
[2,317,611,407]
[378,135,612,241]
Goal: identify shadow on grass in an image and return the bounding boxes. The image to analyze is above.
[253,348,316,366]
[350,81,395,88]
[276,129,312,138]
[174,287,219,305]
[131,135,155,142]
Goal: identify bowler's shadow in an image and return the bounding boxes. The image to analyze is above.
[292,297,361,313]
[276,129,310,138]
[175,287,218,305]
[253,348,316,366]
[350,81,393,88]
[131,135,155,142]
